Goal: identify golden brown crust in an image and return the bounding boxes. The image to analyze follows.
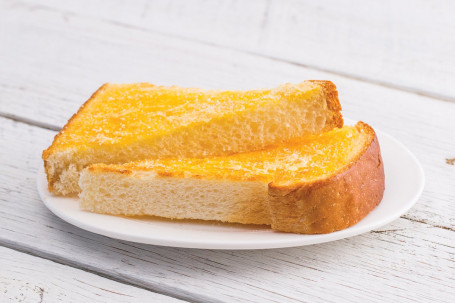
[268,122,384,234]
[307,80,343,129]
[42,83,110,192]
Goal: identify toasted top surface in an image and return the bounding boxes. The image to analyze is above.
[44,81,333,155]
[89,123,374,185]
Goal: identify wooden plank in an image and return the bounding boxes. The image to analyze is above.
[0,0,454,229]
[14,0,455,101]
[0,246,185,303]
[1,117,455,302]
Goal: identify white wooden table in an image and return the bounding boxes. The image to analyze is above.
[1,1,454,302]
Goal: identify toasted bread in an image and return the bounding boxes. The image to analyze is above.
[43,81,342,195]
[79,122,384,234]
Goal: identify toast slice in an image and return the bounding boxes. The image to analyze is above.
[79,122,384,234]
[43,81,342,195]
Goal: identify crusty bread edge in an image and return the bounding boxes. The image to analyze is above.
[307,80,343,129]
[268,122,385,234]
[42,83,110,192]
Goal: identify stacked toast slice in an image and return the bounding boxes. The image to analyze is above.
[43,81,342,195]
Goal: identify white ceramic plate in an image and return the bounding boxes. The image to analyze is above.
[38,121,424,250]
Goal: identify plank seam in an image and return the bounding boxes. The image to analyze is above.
[0,239,205,303]
[0,216,454,303]
[12,0,455,104]
[0,112,61,131]
[401,215,455,232]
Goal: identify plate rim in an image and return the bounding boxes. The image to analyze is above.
[37,123,425,250]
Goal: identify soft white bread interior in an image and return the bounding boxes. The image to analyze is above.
[80,174,271,225]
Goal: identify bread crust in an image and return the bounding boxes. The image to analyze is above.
[268,122,384,234]
[42,83,110,192]
[307,80,343,129]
